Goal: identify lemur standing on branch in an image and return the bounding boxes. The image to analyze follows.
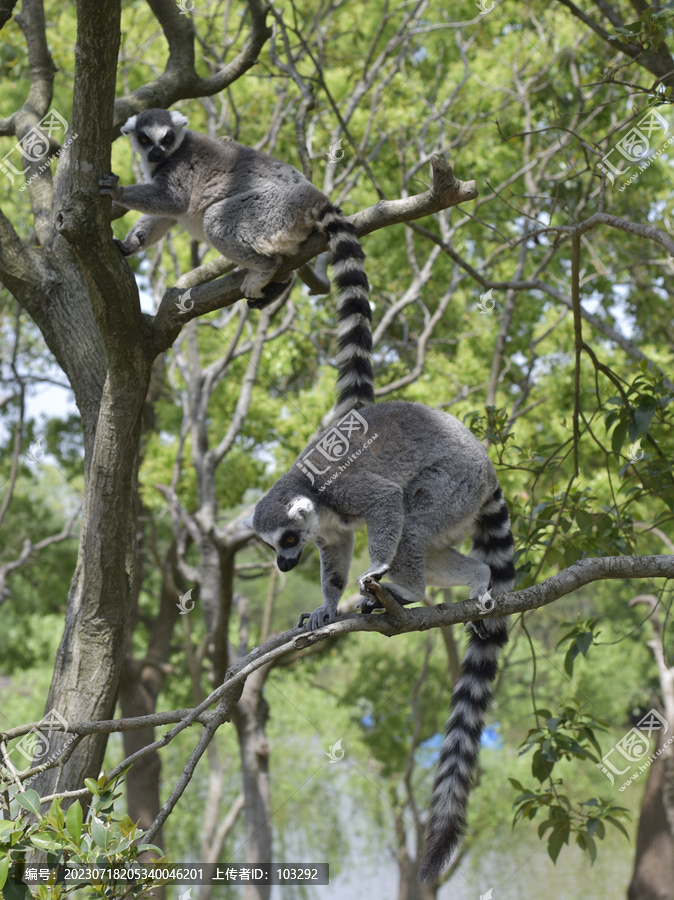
[245,214,515,878]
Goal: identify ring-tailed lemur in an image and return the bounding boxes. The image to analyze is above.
[246,396,515,879]
[98,109,376,380]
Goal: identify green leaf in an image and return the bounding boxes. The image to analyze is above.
[612,419,628,455]
[564,643,578,677]
[587,817,600,837]
[508,778,527,792]
[30,835,59,851]
[84,778,100,795]
[90,819,109,850]
[607,816,631,840]
[3,879,33,900]
[119,813,136,838]
[548,825,569,863]
[538,819,553,838]
[66,800,83,846]
[46,798,65,831]
[532,749,554,782]
[0,856,10,890]
[576,631,593,657]
[16,790,41,818]
[634,405,655,436]
[135,843,165,855]
[576,509,593,530]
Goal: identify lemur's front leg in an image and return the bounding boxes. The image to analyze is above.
[99,175,179,256]
[299,531,354,631]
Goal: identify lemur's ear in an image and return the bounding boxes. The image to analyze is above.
[120,115,137,136]
[170,111,189,129]
[287,497,315,522]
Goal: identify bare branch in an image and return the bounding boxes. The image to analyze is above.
[144,686,242,844]
[210,303,277,465]
[554,0,674,88]
[0,511,80,601]
[411,222,674,389]
[113,0,272,126]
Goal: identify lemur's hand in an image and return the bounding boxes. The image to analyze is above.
[98,173,121,201]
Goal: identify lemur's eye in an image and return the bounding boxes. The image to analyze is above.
[282,532,298,548]
[139,135,150,144]
[164,133,174,145]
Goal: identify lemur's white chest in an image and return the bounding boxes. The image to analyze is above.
[317,506,364,541]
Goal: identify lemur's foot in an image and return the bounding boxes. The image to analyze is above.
[470,590,496,639]
[246,277,293,309]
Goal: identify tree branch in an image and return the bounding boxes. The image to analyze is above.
[150,155,478,355]
[112,0,272,126]
[6,553,673,801]
[0,0,19,30]
[0,511,80,602]
[554,0,674,88]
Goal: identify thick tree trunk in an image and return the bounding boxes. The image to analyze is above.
[31,371,151,797]
[628,734,674,900]
[118,539,181,840]
[29,0,157,802]
[232,666,272,900]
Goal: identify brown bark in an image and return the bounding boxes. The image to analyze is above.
[232,666,272,900]
[29,0,153,800]
[628,735,674,900]
[119,542,182,840]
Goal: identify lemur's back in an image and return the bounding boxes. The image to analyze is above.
[292,400,496,495]
[161,131,325,218]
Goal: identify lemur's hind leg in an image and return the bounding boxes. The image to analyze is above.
[425,546,494,638]
[424,546,491,598]
[202,196,284,299]
[115,214,175,256]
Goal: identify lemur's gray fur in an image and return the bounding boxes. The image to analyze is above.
[98,109,375,410]
[247,409,514,879]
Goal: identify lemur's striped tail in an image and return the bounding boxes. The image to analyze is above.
[317,204,374,419]
[419,487,515,883]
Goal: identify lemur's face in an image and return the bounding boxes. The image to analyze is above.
[251,496,320,573]
[121,108,188,166]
